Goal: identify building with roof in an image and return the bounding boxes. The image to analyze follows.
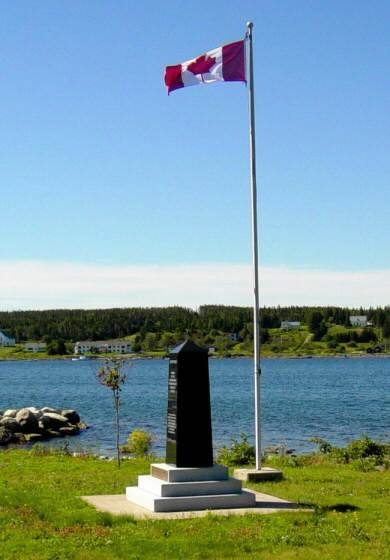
[24,342,47,352]
[349,316,368,327]
[0,330,16,347]
[74,340,132,355]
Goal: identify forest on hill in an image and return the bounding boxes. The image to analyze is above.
[0,305,389,343]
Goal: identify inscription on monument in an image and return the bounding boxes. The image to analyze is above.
[166,362,178,440]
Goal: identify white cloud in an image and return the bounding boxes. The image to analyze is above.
[0,260,388,310]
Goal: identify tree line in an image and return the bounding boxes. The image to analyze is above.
[0,305,389,343]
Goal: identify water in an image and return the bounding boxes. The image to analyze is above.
[0,357,389,455]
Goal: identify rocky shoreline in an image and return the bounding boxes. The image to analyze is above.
[0,406,87,446]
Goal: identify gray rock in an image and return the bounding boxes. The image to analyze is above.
[24,433,44,442]
[61,409,80,424]
[0,427,17,445]
[3,409,17,418]
[41,407,61,414]
[26,407,43,418]
[0,417,21,432]
[39,412,70,431]
[15,408,39,433]
[46,430,62,438]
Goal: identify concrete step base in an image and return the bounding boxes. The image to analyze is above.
[150,463,228,483]
[126,486,256,512]
[138,474,242,497]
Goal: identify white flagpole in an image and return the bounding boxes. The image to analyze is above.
[246,21,262,470]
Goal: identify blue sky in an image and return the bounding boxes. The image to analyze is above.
[1,1,389,308]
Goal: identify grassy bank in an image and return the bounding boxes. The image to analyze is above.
[0,449,388,559]
[1,345,389,362]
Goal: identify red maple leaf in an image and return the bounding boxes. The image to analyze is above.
[187,54,216,76]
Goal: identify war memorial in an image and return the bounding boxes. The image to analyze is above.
[84,341,295,518]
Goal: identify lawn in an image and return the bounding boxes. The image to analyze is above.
[0,449,388,559]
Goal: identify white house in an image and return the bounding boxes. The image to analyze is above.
[0,330,15,347]
[281,321,301,330]
[24,342,47,352]
[349,316,368,327]
[74,340,132,355]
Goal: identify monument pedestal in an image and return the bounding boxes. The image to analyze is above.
[126,463,256,513]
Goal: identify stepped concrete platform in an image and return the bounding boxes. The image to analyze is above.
[82,464,305,518]
[125,463,256,513]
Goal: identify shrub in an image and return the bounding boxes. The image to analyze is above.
[351,457,378,472]
[216,433,255,466]
[329,446,350,463]
[346,436,386,461]
[309,437,333,454]
[122,429,153,456]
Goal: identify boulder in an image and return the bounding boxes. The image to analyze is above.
[3,409,17,418]
[0,426,24,446]
[39,412,70,431]
[0,417,21,432]
[41,407,61,414]
[15,408,39,433]
[26,407,43,419]
[61,409,80,424]
[1,405,83,443]
[46,430,62,438]
[24,433,44,442]
[0,427,15,445]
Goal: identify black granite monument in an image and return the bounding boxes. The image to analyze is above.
[166,340,213,467]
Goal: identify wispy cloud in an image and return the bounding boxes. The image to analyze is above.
[0,260,388,310]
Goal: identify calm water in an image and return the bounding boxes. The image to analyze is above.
[0,357,389,455]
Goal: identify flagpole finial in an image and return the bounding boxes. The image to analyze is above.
[246,21,253,29]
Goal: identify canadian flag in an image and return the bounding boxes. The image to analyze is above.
[165,40,246,95]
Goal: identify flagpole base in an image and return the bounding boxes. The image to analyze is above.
[233,467,283,483]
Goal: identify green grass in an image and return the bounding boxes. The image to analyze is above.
[0,346,67,361]
[0,449,388,559]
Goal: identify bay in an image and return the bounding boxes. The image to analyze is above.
[0,357,388,455]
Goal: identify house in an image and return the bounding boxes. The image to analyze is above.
[0,330,15,347]
[350,316,368,327]
[281,321,301,330]
[24,342,47,353]
[74,340,132,355]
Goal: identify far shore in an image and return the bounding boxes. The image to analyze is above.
[1,352,389,363]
